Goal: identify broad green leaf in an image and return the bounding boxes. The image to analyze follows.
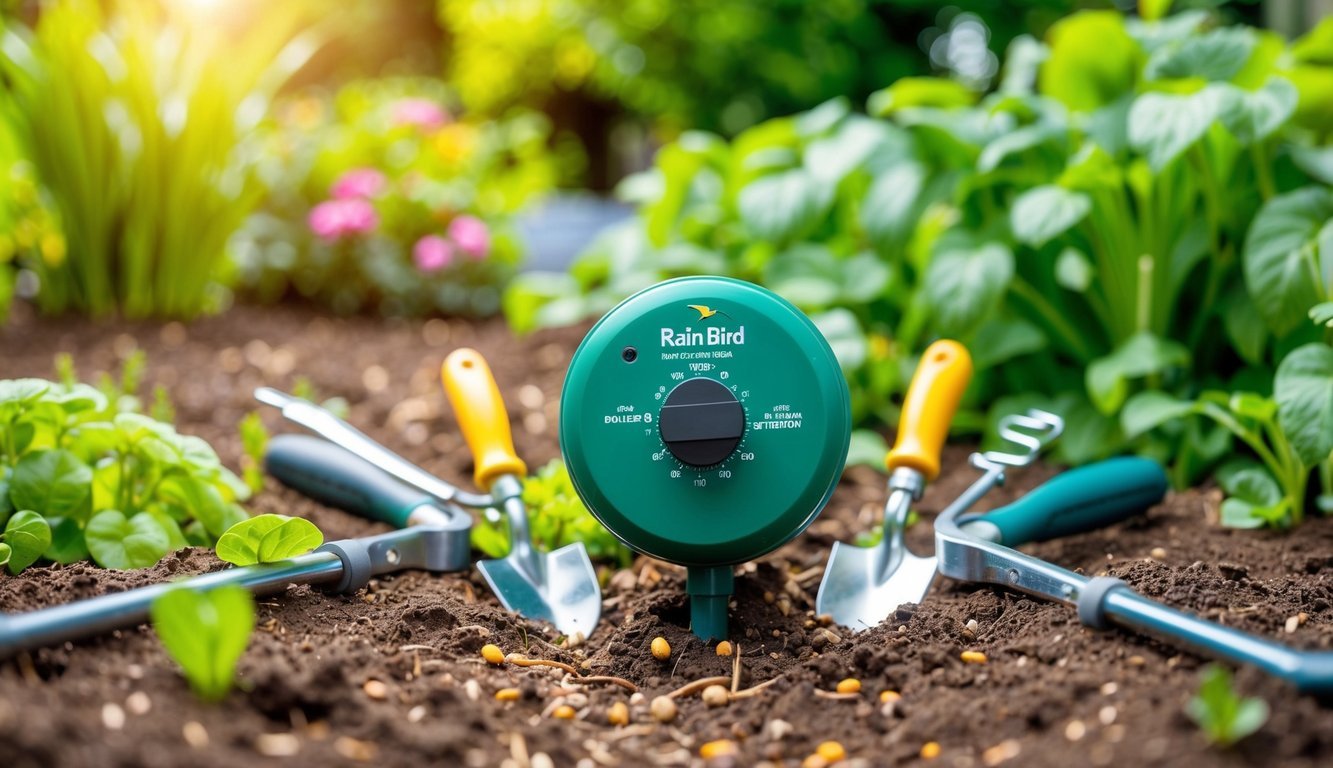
[44,515,89,564]
[86,509,171,569]
[811,309,867,372]
[1215,78,1298,145]
[922,238,1014,337]
[1219,467,1285,529]
[867,77,975,116]
[737,169,826,243]
[861,161,926,252]
[1055,247,1094,292]
[4,510,51,574]
[215,513,288,566]
[1290,145,1333,185]
[1310,302,1333,328]
[0,471,11,527]
[151,585,254,701]
[970,317,1047,370]
[1128,87,1227,171]
[803,117,891,187]
[0,379,51,406]
[1242,186,1331,336]
[1086,333,1190,415]
[839,253,892,304]
[1121,391,1198,439]
[1291,17,1333,66]
[1010,185,1092,247]
[1125,11,1209,55]
[977,121,1065,173]
[1228,392,1277,423]
[1144,27,1254,82]
[845,429,889,472]
[1273,343,1333,468]
[1219,286,1269,366]
[763,245,842,309]
[1039,11,1139,112]
[1288,65,1333,131]
[1139,0,1172,22]
[795,97,851,137]
[256,517,323,563]
[10,449,92,519]
[0,543,9,569]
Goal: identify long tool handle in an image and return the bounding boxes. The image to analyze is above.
[886,340,973,480]
[959,457,1168,546]
[266,435,436,529]
[442,349,526,492]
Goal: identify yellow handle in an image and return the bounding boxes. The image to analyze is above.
[442,348,527,491]
[886,340,973,479]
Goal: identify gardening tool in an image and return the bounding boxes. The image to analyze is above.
[256,349,602,639]
[818,404,1065,630]
[816,339,973,630]
[934,458,1333,695]
[559,276,851,641]
[0,434,471,659]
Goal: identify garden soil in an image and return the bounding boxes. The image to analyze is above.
[3,302,1333,767]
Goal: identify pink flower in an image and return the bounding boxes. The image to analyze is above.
[331,168,387,200]
[447,215,490,260]
[308,198,379,241]
[391,98,449,131]
[413,235,453,273]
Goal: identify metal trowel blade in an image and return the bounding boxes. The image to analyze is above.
[477,542,602,638]
[816,541,938,631]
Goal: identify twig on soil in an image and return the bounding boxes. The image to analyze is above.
[813,689,860,701]
[728,678,779,700]
[730,643,742,693]
[667,676,733,699]
[399,644,435,652]
[790,565,824,585]
[572,675,639,692]
[507,654,579,675]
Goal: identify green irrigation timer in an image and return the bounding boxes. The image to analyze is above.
[560,277,851,640]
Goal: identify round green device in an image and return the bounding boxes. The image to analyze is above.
[560,277,851,640]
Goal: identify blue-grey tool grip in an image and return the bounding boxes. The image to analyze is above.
[265,434,432,528]
[958,457,1168,546]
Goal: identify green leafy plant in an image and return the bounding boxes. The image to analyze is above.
[0,363,250,574]
[150,585,255,702]
[473,459,632,567]
[215,514,323,566]
[0,0,312,318]
[232,77,558,317]
[0,510,52,574]
[1186,664,1269,747]
[0,101,60,322]
[238,412,270,494]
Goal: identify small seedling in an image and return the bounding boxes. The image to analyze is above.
[1186,664,1269,747]
[0,510,52,574]
[237,411,270,494]
[215,514,323,567]
[150,585,256,701]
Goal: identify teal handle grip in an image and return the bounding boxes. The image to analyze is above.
[959,457,1168,546]
[265,435,432,529]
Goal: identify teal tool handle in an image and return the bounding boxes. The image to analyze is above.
[266,434,433,529]
[958,457,1167,546]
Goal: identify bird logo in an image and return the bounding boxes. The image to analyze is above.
[688,304,730,321]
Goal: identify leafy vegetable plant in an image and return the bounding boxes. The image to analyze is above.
[0,361,250,574]
[474,459,632,567]
[238,412,270,495]
[1186,665,1269,747]
[215,514,323,567]
[150,585,256,702]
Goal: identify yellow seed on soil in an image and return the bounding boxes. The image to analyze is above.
[552,705,576,720]
[480,644,505,665]
[702,684,730,707]
[699,739,738,759]
[716,641,734,657]
[362,680,388,700]
[816,741,847,763]
[879,690,901,703]
[495,688,521,702]
[651,637,671,660]
[650,695,678,723]
[921,741,941,760]
[960,651,988,665]
[608,701,630,726]
[835,678,861,694]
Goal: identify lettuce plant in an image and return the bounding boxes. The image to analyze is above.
[151,585,255,702]
[0,361,249,574]
[215,514,322,567]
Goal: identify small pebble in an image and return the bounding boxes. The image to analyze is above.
[1100,682,1118,696]
[1127,655,1146,667]
[255,733,301,757]
[702,684,730,707]
[650,696,678,723]
[716,641,734,657]
[495,688,521,702]
[182,721,209,748]
[1098,705,1117,726]
[552,705,576,720]
[960,651,988,665]
[1150,547,1167,559]
[764,719,793,740]
[363,680,388,700]
[464,679,482,702]
[125,691,151,716]
[920,741,941,760]
[835,678,861,694]
[1065,720,1086,741]
[1285,615,1301,634]
[531,754,554,768]
[481,644,505,665]
[334,736,378,762]
[407,705,427,723]
[700,739,738,759]
[982,739,1021,766]
[816,740,847,763]
[608,701,630,726]
[651,637,671,660]
[965,619,979,632]
[102,703,126,731]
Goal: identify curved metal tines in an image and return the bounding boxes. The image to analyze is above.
[972,409,1064,469]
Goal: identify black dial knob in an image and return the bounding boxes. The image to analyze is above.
[658,378,746,467]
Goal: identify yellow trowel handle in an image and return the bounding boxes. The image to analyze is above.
[886,340,973,480]
[442,348,527,491]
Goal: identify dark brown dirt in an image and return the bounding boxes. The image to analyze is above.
[2,301,1332,768]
